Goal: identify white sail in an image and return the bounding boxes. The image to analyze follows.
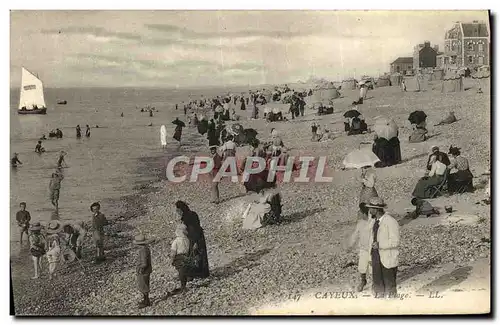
[18,67,46,111]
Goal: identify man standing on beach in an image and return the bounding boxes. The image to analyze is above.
[49,171,64,211]
[16,202,31,245]
[90,202,107,263]
[365,197,399,298]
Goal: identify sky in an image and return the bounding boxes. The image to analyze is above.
[10,10,489,88]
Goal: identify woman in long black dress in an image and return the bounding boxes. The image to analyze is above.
[175,201,210,279]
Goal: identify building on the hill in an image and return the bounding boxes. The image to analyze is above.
[390,57,413,75]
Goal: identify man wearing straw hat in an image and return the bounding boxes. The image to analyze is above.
[365,197,400,298]
[134,234,152,308]
[90,202,107,263]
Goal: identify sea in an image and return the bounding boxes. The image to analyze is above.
[9,86,244,245]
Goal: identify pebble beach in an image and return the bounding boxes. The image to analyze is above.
[11,78,491,315]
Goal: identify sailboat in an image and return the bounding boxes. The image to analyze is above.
[18,67,47,115]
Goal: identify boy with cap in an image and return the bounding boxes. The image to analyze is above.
[134,234,152,308]
[366,197,400,298]
[90,202,107,263]
[16,202,31,245]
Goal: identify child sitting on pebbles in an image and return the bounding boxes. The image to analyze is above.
[408,198,440,219]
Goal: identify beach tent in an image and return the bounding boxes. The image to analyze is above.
[262,90,273,103]
[375,76,391,87]
[341,79,357,90]
[390,73,403,87]
[441,76,464,93]
[306,83,339,108]
[404,76,427,92]
[471,70,490,92]
[316,83,340,100]
[432,69,444,81]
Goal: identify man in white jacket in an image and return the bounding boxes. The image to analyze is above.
[365,197,400,298]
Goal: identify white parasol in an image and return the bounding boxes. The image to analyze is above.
[373,117,398,140]
[342,149,380,169]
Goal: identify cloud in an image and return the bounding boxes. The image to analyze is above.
[41,26,141,41]
[145,23,316,39]
[72,53,264,73]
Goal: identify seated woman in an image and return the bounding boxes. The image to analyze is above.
[426,146,450,170]
[447,146,474,193]
[347,116,368,135]
[242,181,283,230]
[412,156,447,199]
[408,125,428,143]
[372,134,402,167]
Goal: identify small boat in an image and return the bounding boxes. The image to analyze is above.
[57,100,67,105]
[18,67,48,115]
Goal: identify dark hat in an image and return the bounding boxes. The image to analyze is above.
[411,197,419,206]
[30,222,42,231]
[365,197,387,209]
[90,202,101,210]
[359,202,368,214]
[448,146,461,156]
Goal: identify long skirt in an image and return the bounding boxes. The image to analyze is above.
[188,229,210,279]
[372,137,402,167]
[412,175,444,199]
[173,129,182,142]
[137,273,151,293]
[448,169,474,193]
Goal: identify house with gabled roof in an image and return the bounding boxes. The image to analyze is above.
[438,20,490,70]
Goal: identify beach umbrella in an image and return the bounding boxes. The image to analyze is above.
[343,149,380,169]
[408,110,427,125]
[343,109,361,118]
[373,117,398,140]
[172,119,186,127]
[227,123,244,136]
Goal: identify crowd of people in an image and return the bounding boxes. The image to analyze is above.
[12,78,491,311]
